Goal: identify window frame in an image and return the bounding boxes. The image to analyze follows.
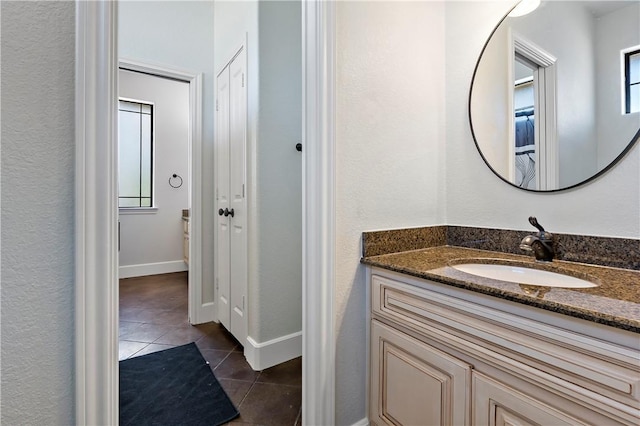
[624,48,640,114]
[117,98,155,210]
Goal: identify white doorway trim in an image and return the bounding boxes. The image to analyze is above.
[75,0,337,424]
[302,1,336,425]
[507,31,558,190]
[118,59,210,325]
[75,2,119,424]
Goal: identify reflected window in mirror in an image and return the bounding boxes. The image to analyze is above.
[625,48,640,114]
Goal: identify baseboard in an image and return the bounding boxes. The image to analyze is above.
[245,331,302,370]
[119,260,187,279]
[350,418,369,426]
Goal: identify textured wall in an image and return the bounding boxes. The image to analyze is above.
[1,2,76,423]
[335,1,446,424]
[446,1,640,238]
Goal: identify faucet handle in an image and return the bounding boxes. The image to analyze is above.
[528,216,546,233]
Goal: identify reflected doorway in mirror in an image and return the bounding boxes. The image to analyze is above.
[509,34,558,191]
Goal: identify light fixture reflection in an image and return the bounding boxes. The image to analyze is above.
[508,0,541,17]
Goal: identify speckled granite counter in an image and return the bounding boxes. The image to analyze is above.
[363,245,640,333]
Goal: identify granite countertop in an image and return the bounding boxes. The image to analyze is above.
[362,246,640,333]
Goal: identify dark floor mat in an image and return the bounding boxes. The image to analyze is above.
[120,342,239,426]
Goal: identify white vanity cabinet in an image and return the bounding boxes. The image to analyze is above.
[371,320,471,425]
[182,217,189,265]
[368,268,640,426]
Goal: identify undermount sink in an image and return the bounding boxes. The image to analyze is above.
[450,262,598,288]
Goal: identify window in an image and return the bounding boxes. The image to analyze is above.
[118,100,153,208]
[625,49,640,114]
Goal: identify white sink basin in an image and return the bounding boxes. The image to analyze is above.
[451,263,598,288]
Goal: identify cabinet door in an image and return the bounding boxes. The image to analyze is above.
[371,320,471,426]
[472,372,589,426]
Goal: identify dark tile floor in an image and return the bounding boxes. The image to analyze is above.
[119,272,302,425]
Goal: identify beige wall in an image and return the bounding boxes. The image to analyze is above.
[335,1,446,423]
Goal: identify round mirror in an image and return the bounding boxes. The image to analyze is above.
[469,0,640,192]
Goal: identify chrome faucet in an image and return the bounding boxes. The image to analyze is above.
[520,216,555,262]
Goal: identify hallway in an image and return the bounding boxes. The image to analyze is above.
[119,272,302,425]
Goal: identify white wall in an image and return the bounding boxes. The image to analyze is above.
[595,2,640,169]
[446,1,640,238]
[470,21,511,177]
[255,1,302,342]
[118,70,190,275]
[1,2,75,423]
[119,1,216,296]
[335,1,446,423]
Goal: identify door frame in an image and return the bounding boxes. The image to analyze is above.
[301,1,336,424]
[75,1,336,424]
[118,59,208,326]
[508,31,558,190]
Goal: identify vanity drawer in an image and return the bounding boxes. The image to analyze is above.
[371,273,640,411]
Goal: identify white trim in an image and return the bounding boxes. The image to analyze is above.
[119,58,202,83]
[513,36,556,68]
[118,207,158,214]
[118,59,210,325]
[244,332,303,371]
[350,418,370,426]
[118,260,188,279]
[302,1,336,425]
[75,1,119,424]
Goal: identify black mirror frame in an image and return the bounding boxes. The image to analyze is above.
[468,2,640,193]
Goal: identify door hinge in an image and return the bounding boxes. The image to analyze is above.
[242,184,245,198]
[242,296,245,311]
[242,73,245,88]
[216,278,219,291]
[216,99,219,111]
[216,187,219,200]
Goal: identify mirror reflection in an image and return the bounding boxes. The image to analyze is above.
[470,0,640,191]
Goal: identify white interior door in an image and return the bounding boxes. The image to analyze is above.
[216,46,247,344]
[216,66,231,331]
[228,49,247,343]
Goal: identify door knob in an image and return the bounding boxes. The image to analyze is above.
[219,208,235,217]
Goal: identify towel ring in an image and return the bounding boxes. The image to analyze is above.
[169,174,183,188]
